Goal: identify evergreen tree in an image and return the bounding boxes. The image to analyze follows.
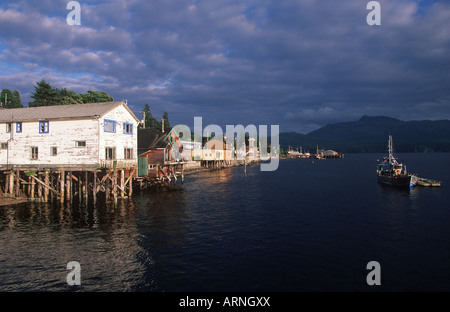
[29,80,57,106]
[1,89,13,107]
[11,90,23,107]
[162,111,171,132]
[56,88,83,104]
[82,90,114,103]
[140,104,165,130]
[141,104,152,129]
[28,80,114,106]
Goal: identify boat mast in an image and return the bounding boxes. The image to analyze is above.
[388,135,397,165]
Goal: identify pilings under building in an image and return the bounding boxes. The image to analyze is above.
[0,164,138,205]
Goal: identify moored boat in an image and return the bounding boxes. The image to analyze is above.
[376,136,416,189]
[416,177,442,187]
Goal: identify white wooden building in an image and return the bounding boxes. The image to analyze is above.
[0,101,139,168]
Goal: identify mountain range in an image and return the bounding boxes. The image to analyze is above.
[280,116,450,153]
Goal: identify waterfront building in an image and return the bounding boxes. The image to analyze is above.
[0,101,140,203]
[0,101,139,168]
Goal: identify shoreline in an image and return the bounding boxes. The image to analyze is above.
[182,159,259,176]
[0,160,260,207]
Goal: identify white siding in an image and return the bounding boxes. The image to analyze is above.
[0,102,138,167]
[99,104,138,161]
[0,118,99,166]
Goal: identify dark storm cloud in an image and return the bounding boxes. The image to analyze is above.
[0,0,449,133]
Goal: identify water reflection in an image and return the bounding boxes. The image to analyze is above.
[0,198,150,291]
[0,199,140,231]
[1,154,449,291]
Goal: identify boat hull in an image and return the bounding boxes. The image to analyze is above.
[377,174,414,189]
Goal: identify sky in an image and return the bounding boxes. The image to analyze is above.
[0,0,449,134]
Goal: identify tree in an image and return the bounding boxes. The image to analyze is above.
[11,90,23,107]
[140,104,152,129]
[56,88,83,104]
[162,111,171,132]
[140,104,165,130]
[28,80,114,107]
[29,80,57,106]
[1,89,23,108]
[82,90,114,103]
[1,89,13,107]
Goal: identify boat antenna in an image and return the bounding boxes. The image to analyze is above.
[388,135,397,164]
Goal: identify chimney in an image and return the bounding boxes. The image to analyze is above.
[161,118,165,133]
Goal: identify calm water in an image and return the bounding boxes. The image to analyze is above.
[1,153,449,292]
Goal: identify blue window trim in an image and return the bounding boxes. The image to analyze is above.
[16,122,22,133]
[39,121,49,134]
[104,119,116,133]
[123,122,133,135]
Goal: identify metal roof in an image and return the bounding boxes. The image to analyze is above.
[0,101,139,123]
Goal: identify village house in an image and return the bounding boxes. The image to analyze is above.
[202,137,233,167]
[0,101,139,168]
[137,127,182,178]
[179,139,202,161]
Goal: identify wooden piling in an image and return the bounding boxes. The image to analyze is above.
[31,177,35,199]
[113,169,118,205]
[121,169,125,198]
[44,170,49,202]
[60,170,65,204]
[1,164,139,205]
[66,172,71,202]
[128,172,133,197]
[9,171,14,196]
[84,171,88,201]
[15,170,20,197]
[93,171,97,203]
[181,164,184,183]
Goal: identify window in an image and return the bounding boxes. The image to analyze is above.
[105,147,116,160]
[124,148,133,159]
[123,122,133,135]
[16,122,22,133]
[104,119,116,133]
[75,141,86,147]
[6,123,11,133]
[39,121,49,133]
[1,142,7,149]
[51,147,57,156]
[31,147,38,160]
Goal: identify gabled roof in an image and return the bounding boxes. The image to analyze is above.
[138,128,170,150]
[0,101,140,123]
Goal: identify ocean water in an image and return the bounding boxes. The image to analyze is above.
[0,153,449,292]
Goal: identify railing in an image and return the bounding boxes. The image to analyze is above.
[100,159,137,169]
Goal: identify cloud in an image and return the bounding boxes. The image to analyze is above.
[0,0,449,133]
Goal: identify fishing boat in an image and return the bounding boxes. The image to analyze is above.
[376,135,416,189]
